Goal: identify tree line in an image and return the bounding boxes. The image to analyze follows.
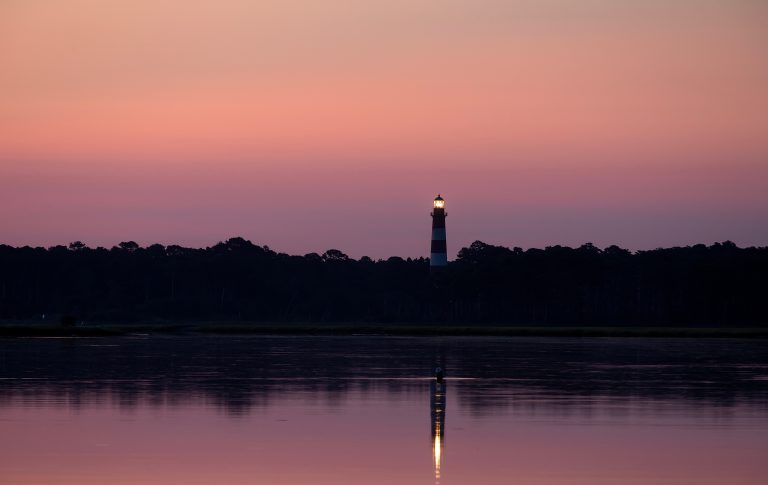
[0,238,765,326]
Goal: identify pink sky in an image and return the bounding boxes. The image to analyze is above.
[1,0,767,257]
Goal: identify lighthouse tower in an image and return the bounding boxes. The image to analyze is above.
[430,194,448,271]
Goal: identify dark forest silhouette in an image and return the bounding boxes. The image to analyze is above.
[4,337,768,415]
[0,238,766,326]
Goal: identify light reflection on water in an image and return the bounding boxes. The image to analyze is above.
[1,336,768,484]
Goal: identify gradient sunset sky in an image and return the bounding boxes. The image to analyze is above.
[2,0,767,258]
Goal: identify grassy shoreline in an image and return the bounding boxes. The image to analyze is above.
[1,323,767,338]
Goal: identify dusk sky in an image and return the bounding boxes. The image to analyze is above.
[2,0,767,258]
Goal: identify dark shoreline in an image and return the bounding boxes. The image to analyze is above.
[1,323,767,338]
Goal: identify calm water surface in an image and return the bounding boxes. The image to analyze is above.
[1,336,767,484]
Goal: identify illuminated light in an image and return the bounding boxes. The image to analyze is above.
[433,422,442,484]
[433,194,445,209]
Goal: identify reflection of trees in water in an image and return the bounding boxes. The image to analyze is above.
[1,337,767,417]
[0,378,431,416]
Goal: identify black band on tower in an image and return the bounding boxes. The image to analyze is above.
[431,239,447,252]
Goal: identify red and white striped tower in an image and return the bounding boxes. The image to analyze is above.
[430,194,447,271]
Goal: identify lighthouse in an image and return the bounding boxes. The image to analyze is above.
[430,194,448,271]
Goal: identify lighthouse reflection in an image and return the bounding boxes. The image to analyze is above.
[430,379,446,483]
